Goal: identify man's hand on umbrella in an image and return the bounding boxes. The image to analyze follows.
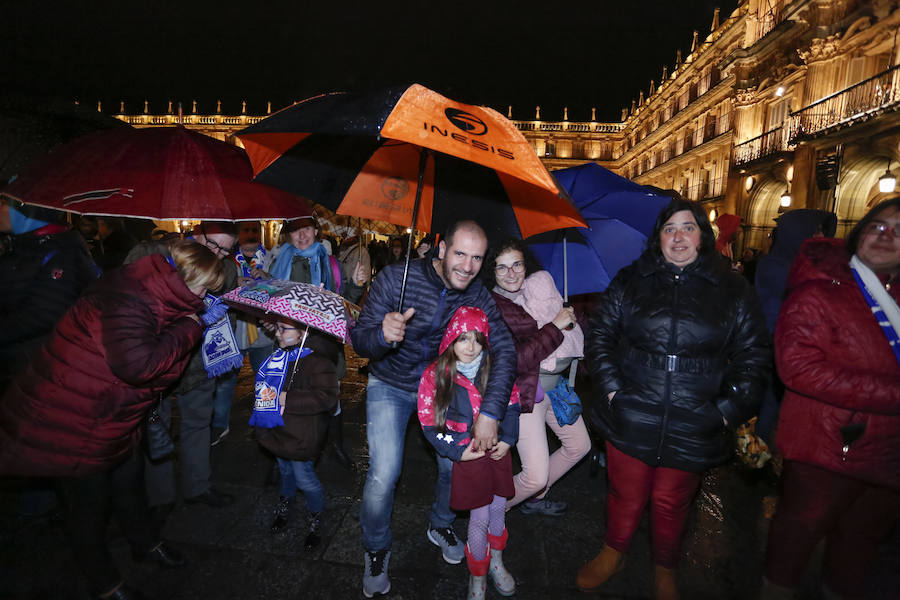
[471,414,498,451]
[382,307,415,343]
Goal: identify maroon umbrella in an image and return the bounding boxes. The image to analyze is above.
[1,126,313,221]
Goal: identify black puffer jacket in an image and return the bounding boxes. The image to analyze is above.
[586,250,770,471]
[0,228,99,391]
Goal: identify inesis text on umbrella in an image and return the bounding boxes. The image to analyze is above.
[421,109,515,160]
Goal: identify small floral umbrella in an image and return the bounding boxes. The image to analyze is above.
[221,279,358,343]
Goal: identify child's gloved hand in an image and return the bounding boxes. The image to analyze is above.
[200,297,229,326]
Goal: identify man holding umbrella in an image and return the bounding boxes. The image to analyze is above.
[351,219,517,598]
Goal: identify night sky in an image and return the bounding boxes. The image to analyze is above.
[2,1,738,123]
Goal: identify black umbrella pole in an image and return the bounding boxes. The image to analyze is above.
[391,148,430,349]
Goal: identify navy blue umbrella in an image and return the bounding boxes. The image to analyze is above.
[528,163,671,296]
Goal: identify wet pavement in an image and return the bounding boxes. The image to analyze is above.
[2,349,898,600]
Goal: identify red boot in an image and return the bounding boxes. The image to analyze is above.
[486,529,515,596]
[465,544,491,600]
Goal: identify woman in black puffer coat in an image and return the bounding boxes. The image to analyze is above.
[577,196,770,600]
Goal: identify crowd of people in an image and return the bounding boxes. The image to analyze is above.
[0,192,898,600]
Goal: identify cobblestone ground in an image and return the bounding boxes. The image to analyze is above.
[1,348,898,599]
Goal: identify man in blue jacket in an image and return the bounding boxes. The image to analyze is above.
[351,220,516,598]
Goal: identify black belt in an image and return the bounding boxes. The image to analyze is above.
[624,348,723,375]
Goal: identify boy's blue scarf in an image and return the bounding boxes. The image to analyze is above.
[270,241,333,290]
[235,245,267,277]
[250,345,312,428]
[200,293,243,377]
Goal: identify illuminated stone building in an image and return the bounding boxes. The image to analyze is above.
[114,0,900,252]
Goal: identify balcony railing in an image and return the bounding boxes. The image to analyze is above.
[733,126,791,166]
[513,120,623,134]
[681,176,727,202]
[788,64,900,141]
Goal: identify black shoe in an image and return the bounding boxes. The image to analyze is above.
[304,511,321,550]
[132,542,186,568]
[271,496,292,533]
[184,488,233,507]
[99,583,149,600]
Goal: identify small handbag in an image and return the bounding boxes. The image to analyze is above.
[546,379,582,427]
[734,416,771,469]
[143,401,175,461]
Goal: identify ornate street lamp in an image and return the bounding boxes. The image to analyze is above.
[780,188,792,208]
[878,160,896,193]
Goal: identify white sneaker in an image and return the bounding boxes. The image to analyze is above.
[362,550,390,598]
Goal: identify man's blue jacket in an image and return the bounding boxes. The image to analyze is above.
[350,258,517,422]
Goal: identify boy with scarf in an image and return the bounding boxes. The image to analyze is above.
[250,319,340,549]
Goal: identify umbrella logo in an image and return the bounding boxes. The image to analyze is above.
[444,108,488,136]
[381,177,410,201]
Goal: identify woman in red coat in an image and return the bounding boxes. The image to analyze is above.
[0,240,224,600]
[763,198,900,600]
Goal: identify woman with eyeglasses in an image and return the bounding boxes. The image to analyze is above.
[483,238,590,518]
[578,196,769,599]
[761,197,900,600]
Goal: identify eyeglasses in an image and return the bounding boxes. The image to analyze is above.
[275,325,298,333]
[202,237,232,256]
[494,261,525,276]
[864,221,900,238]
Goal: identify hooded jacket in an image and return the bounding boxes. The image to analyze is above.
[0,255,204,477]
[586,250,771,471]
[775,238,900,489]
[418,307,520,462]
[755,209,837,333]
[351,258,516,422]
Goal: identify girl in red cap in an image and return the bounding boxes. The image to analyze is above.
[418,306,520,600]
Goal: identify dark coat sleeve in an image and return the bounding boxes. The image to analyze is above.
[101,294,203,387]
[714,281,772,428]
[585,268,629,398]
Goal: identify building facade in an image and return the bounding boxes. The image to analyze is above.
[113,0,900,253]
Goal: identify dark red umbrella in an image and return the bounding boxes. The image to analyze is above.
[1,126,313,221]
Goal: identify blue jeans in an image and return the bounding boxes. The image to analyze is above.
[360,375,454,552]
[212,345,272,430]
[276,458,324,513]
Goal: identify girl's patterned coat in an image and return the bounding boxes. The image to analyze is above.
[418,306,520,461]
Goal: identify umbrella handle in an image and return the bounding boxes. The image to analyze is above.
[391,147,431,349]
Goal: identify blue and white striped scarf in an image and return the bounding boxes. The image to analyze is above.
[249,343,312,428]
[850,255,900,366]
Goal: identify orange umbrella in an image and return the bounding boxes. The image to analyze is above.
[237,84,586,314]
[237,84,586,239]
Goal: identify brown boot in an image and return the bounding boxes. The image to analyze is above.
[576,545,625,592]
[653,565,679,600]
